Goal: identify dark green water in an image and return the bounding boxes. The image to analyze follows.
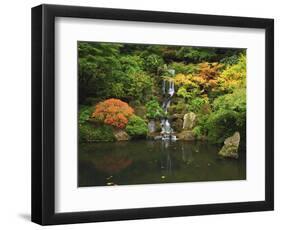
[78,140,246,187]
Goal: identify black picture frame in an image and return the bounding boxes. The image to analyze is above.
[31,4,274,225]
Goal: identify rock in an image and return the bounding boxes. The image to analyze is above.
[170,114,183,132]
[172,118,183,132]
[155,120,162,132]
[182,112,196,130]
[113,129,129,141]
[154,135,163,140]
[218,132,240,159]
[148,120,156,133]
[177,130,195,141]
[170,113,182,120]
[147,120,162,134]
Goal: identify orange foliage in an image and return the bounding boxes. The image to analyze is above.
[92,98,134,129]
[173,62,223,96]
[195,62,223,91]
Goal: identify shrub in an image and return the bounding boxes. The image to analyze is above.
[192,114,209,138]
[212,88,246,113]
[174,62,224,102]
[194,62,224,94]
[176,86,201,103]
[175,47,217,62]
[192,126,204,138]
[205,110,241,143]
[220,54,240,66]
[125,115,148,138]
[92,98,134,129]
[188,97,210,114]
[168,99,188,114]
[218,54,246,93]
[142,54,164,74]
[79,124,115,142]
[125,71,154,103]
[205,89,246,144]
[79,106,92,124]
[119,55,144,73]
[169,62,199,75]
[145,100,165,119]
[173,73,197,88]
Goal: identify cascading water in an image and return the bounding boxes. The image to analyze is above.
[161,70,177,141]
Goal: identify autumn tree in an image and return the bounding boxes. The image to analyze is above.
[92,99,134,129]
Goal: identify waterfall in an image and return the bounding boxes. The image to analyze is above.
[161,76,176,141]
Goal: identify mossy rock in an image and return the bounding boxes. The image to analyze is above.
[183,112,196,130]
[218,132,240,159]
[219,145,239,159]
[113,129,130,141]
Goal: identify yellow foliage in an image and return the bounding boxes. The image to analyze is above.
[173,74,195,88]
[218,54,246,91]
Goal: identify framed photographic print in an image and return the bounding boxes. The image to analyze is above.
[31,4,274,225]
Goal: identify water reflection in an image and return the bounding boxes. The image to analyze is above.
[181,142,194,165]
[91,154,132,174]
[79,140,246,187]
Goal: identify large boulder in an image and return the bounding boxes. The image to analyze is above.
[170,114,183,132]
[218,132,240,159]
[182,112,196,130]
[147,120,162,134]
[177,130,195,141]
[113,129,129,141]
[148,120,156,133]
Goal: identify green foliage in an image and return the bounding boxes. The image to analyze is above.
[191,88,246,143]
[168,99,188,114]
[205,89,246,143]
[145,100,165,119]
[205,110,241,143]
[219,54,246,93]
[169,62,199,75]
[78,42,156,104]
[79,124,115,142]
[192,126,204,138]
[125,72,154,103]
[79,106,92,124]
[78,42,123,103]
[192,114,209,138]
[110,82,125,98]
[142,54,164,74]
[125,115,148,138]
[176,47,217,62]
[119,55,144,73]
[213,88,246,113]
[220,54,240,66]
[78,42,246,145]
[176,86,201,103]
[188,97,210,114]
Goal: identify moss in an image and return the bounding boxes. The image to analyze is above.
[219,144,239,159]
[79,123,115,142]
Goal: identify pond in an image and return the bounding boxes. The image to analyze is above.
[78,140,246,187]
